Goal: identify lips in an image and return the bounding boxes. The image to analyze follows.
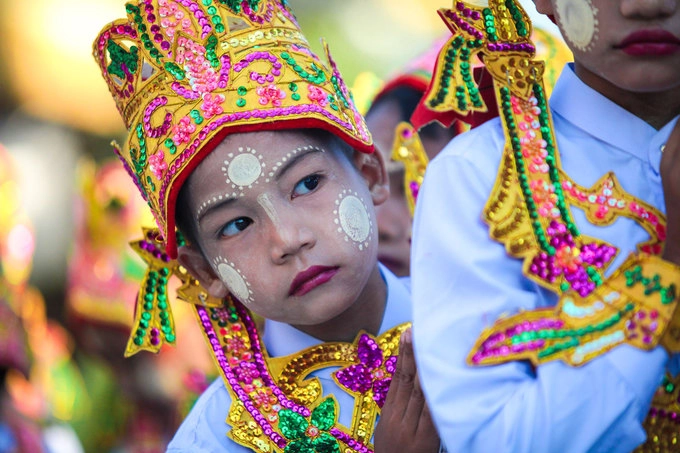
[617,29,680,56]
[289,265,339,297]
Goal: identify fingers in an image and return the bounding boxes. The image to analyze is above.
[389,329,417,409]
[403,372,428,431]
[376,328,442,453]
[415,382,438,437]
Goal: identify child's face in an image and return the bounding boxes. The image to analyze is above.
[536,0,680,94]
[375,168,412,277]
[178,130,388,326]
[366,100,413,277]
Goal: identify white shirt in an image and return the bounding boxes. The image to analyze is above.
[411,64,680,453]
[167,265,412,452]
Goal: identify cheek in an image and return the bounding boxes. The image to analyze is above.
[555,0,599,53]
[332,188,374,252]
[213,256,254,305]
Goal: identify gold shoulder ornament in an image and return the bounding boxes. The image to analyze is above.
[126,227,410,452]
[417,2,680,449]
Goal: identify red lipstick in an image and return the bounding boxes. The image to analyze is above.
[289,266,339,297]
[617,29,680,56]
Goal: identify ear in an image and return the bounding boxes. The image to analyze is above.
[352,149,389,206]
[533,0,555,16]
[177,244,229,299]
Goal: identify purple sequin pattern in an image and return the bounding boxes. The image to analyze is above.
[470,318,565,364]
[334,334,396,408]
[529,221,616,297]
[330,428,373,453]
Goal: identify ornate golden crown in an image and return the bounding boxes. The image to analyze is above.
[93,0,373,257]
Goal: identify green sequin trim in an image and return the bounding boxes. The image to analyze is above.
[126,3,162,62]
[106,40,139,79]
[625,266,677,304]
[280,52,326,84]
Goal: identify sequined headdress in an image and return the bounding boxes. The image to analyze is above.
[93,0,374,257]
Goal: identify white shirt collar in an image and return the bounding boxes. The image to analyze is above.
[550,63,679,165]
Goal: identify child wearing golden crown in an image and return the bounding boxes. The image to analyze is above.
[92,1,441,452]
[410,0,680,452]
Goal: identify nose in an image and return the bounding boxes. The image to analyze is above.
[621,0,677,18]
[269,218,315,263]
[260,195,315,263]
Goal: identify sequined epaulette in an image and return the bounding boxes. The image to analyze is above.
[418,0,680,367]
[195,299,409,452]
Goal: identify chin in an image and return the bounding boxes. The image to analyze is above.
[378,256,409,277]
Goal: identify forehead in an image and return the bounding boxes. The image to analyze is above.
[195,130,340,176]
[366,100,404,166]
[184,130,351,203]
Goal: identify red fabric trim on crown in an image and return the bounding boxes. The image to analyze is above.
[372,75,431,105]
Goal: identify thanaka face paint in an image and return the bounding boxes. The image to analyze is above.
[213,256,253,305]
[257,193,282,233]
[195,146,266,220]
[266,145,325,183]
[222,146,265,193]
[555,0,599,52]
[333,189,373,251]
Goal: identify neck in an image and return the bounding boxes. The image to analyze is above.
[574,64,680,130]
[292,264,387,343]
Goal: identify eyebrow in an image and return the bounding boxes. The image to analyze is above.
[274,146,325,182]
[196,146,325,223]
[196,194,237,224]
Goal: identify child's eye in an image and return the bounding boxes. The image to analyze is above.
[292,174,321,198]
[220,217,252,237]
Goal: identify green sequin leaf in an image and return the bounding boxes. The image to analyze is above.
[310,398,336,431]
[279,409,309,440]
[312,432,340,453]
[284,438,315,453]
[107,39,139,79]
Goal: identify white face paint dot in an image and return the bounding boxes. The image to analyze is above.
[556,0,598,52]
[216,260,252,305]
[333,190,372,250]
[227,153,262,187]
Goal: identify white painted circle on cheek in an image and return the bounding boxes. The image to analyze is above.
[217,262,250,304]
[556,0,597,51]
[338,195,370,243]
[227,153,262,187]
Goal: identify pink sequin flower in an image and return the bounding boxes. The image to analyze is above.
[530,179,559,218]
[225,335,246,354]
[256,84,287,107]
[233,361,260,385]
[148,150,168,180]
[307,85,328,107]
[172,116,196,144]
[334,334,396,408]
[201,93,225,118]
[251,387,277,411]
